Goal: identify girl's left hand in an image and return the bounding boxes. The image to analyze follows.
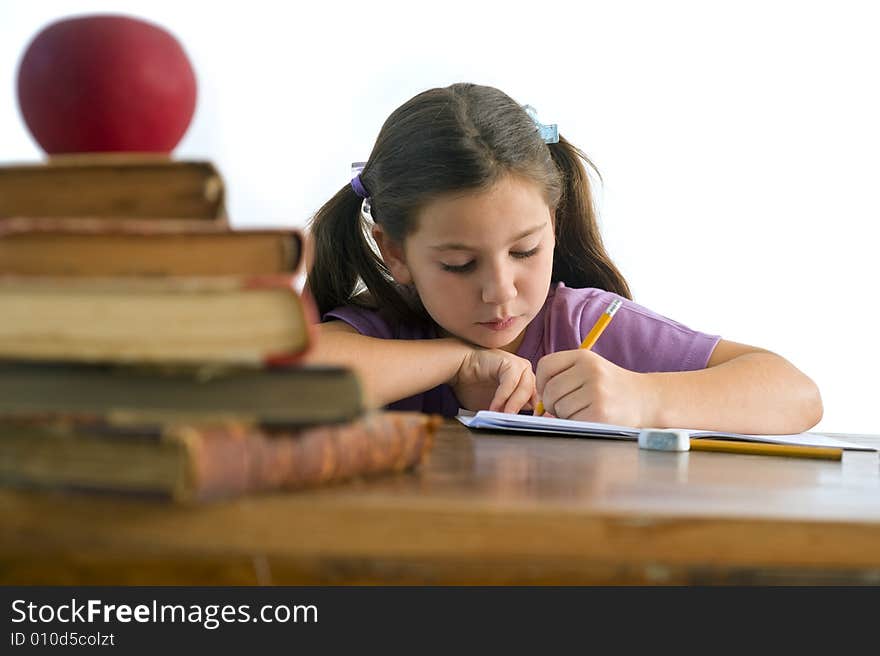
[535,349,656,426]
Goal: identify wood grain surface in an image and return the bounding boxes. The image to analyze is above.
[3,421,879,584]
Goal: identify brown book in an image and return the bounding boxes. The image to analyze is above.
[0,412,439,502]
[0,360,364,427]
[0,217,304,277]
[0,274,315,365]
[0,155,226,221]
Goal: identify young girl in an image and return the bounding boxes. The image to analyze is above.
[305,83,822,434]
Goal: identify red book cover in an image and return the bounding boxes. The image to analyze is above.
[178,411,441,502]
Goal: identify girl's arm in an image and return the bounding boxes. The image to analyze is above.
[646,340,823,433]
[306,321,537,412]
[536,340,823,434]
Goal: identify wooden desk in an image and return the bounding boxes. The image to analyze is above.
[2,421,879,585]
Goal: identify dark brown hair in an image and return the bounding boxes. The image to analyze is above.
[307,83,631,323]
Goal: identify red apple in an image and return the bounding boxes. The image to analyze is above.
[16,14,197,154]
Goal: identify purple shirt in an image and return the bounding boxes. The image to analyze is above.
[324,283,721,417]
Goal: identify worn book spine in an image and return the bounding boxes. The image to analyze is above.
[0,272,317,366]
[0,412,439,501]
[0,156,227,221]
[173,412,442,502]
[0,361,363,427]
[0,217,304,278]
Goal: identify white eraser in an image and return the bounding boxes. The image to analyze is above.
[638,428,691,452]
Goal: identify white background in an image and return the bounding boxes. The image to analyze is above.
[2,0,878,433]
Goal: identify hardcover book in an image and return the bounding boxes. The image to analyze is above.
[0,155,227,221]
[0,217,304,277]
[0,411,439,502]
[0,274,314,365]
[0,361,365,427]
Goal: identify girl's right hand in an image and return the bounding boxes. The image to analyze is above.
[450,348,538,414]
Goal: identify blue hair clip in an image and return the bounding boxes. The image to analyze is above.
[523,105,559,144]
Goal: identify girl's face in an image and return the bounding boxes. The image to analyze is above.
[389,174,555,352]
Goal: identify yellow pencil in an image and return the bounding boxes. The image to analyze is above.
[534,297,623,416]
[690,438,842,461]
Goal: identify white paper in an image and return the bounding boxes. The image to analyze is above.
[457,410,876,452]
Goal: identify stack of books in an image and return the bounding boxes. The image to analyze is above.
[0,156,437,502]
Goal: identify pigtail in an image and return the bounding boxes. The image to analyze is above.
[548,136,633,300]
[306,182,428,323]
[306,186,376,318]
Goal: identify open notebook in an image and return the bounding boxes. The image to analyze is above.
[457,410,876,451]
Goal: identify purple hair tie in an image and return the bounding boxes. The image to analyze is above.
[350,174,369,199]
